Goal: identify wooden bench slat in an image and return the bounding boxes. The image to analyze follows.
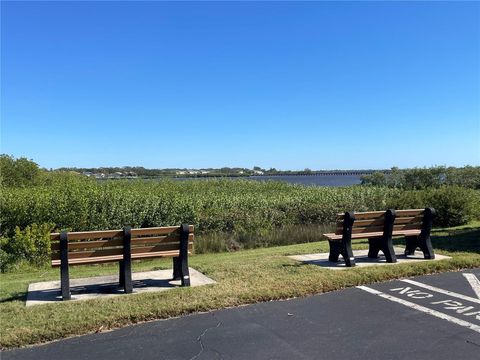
[335,214,424,235]
[131,250,190,260]
[336,209,425,221]
[395,209,424,217]
[131,242,193,254]
[50,230,123,241]
[353,216,423,228]
[53,247,124,260]
[51,250,193,267]
[131,225,194,237]
[352,224,422,234]
[324,229,421,241]
[51,242,193,260]
[336,211,386,220]
[51,238,123,251]
[50,225,195,241]
[51,233,195,252]
[336,223,423,235]
[131,233,193,246]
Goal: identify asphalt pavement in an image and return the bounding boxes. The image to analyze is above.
[4,268,480,360]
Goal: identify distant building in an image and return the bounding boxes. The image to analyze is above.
[253,170,264,175]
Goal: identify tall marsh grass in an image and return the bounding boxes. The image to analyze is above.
[1,177,478,269]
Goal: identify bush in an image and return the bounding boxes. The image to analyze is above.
[0,223,54,272]
[427,186,479,227]
[388,186,479,227]
[0,178,478,270]
[0,155,44,187]
[362,166,480,190]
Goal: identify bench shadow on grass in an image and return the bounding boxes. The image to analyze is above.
[430,228,480,253]
[0,292,26,304]
[391,228,480,253]
[25,278,176,304]
[282,227,480,270]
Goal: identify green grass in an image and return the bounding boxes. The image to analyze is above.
[1,224,479,349]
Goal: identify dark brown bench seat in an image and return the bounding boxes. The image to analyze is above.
[323,208,435,267]
[50,224,194,300]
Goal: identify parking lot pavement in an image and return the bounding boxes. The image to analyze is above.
[4,269,480,360]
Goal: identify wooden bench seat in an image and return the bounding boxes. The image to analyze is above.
[50,224,194,300]
[323,208,435,267]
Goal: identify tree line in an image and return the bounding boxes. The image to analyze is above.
[360,166,480,190]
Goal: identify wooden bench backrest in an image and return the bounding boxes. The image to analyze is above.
[335,209,425,235]
[51,225,194,263]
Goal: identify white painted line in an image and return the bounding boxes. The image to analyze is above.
[401,279,480,304]
[463,273,480,299]
[357,286,480,334]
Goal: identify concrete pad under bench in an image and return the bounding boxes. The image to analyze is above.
[26,268,215,306]
[289,247,451,270]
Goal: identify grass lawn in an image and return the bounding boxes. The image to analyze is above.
[1,223,479,349]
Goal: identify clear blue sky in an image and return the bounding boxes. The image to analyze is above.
[1,1,479,170]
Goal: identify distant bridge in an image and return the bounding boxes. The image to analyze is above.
[260,170,391,177]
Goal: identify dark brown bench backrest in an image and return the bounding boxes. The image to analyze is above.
[51,225,194,263]
[392,209,425,232]
[335,209,425,235]
[335,211,386,235]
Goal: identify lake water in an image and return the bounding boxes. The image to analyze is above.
[248,174,362,186]
[172,174,363,186]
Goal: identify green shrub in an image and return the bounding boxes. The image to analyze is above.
[427,186,479,227]
[0,177,478,270]
[0,223,54,272]
[362,166,480,190]
[0,155,43,187]
[389,186,479,227]
[0,178,398,236]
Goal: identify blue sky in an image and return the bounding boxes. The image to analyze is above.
[1,1,479,170]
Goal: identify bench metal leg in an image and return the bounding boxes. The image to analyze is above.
[122,227,133,294]
[418,234,435,259]
[328,211,356,267]
[404,208,435,259]
[172,257,181,280]
[342,241,355,267]
[179,224,191,286]
[381,236,397,263]
[60,231,71,300]
[404,236,418,256]
[61,264,70,301]
[119,260,125,287]
[328,240,341,262]
[368,236,396,262]
[404,235,435,259]
[337,212,356,267]
[328,238,355,266]
[368,237,381,258]
[383,209,397,263]
[368,209,397,263]
[420,207,435,259]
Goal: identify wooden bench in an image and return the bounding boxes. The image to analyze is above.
[50,224,194,300]
[323,208,435,267]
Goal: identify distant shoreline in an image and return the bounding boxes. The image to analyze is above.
[93,171,384,181]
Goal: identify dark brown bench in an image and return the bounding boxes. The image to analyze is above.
[51,224,194,300]
[323,208,435,267]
